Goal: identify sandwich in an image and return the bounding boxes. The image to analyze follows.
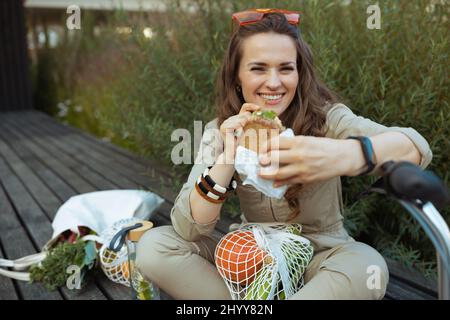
[240,110,285,153]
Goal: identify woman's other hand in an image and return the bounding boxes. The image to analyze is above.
[257,135,356,186]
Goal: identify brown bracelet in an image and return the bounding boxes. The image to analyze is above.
[194,181,225,204]
[200,175,228,199]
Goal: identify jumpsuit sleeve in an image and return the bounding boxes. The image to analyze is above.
[325,103,433,170]
[170,118,224,242]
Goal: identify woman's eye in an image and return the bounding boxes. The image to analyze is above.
[250,67,294,72]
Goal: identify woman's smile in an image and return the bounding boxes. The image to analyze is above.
[257,92,286,106]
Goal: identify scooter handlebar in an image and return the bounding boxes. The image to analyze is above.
[381,161,450,210]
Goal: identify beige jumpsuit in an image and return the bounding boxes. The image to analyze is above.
[136,103,433,300]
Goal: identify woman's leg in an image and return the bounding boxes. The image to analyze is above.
[135,225,231,300]
[290,241,389,300]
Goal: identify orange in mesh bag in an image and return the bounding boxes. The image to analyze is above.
[215,223,314,300]
[215,230,270,286]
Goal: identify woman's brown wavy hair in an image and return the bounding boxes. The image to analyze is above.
[214,13,339,221]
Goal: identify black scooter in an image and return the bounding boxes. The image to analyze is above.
[365,161,450,300]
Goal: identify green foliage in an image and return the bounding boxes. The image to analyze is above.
[32,0,449,276]
[30,240,87,291]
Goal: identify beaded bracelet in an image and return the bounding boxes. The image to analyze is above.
[203,167,238,194]
[200,174,227,199]
[194,179,224,204]
[194,166,238,204]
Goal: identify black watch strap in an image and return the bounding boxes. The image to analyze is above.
[347,136,377,176]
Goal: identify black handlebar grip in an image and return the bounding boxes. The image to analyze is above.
[387,162,450,210]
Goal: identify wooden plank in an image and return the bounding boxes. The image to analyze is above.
[0,157,63,300]
[0,147,54,245]
[0,116,96,195]
[25,110,173,178]
[3,115,115,193]
[0,115,133,300]
[0,129,107,300]
[15,115,141,191]
[6,113,139,189]
[29,111,174,180]
[95,273,132,300]
[385,258,437,297]
[385,276,436,300]
[0,132,61,221]
[0,121,78,202]
[24,111,178,201]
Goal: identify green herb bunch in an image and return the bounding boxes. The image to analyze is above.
[30,239,98,291]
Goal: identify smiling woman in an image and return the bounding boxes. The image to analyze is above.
[215,11,339,221]
[135,9,432,300]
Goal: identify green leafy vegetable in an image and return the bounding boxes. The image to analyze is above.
[254,110,277,120]
[30,239,97,291]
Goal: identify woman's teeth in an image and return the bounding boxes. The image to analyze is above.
[259,94,284,100]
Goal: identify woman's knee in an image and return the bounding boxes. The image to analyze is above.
[347,242,388,299]
[135,225,188,273]
[322,242,389,299]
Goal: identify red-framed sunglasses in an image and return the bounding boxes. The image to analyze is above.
[232,8,301,26]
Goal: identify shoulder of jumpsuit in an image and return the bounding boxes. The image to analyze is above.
[322,102,352,139]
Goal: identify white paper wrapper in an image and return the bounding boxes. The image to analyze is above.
[234,128,295,199]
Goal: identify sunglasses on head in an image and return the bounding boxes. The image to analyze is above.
[232,8,301,27]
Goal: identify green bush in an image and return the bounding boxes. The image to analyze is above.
[35,0,449,277]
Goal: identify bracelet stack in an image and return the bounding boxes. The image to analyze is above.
[194,166,237,204]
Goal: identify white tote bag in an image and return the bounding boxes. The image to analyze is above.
[0,190,165,281]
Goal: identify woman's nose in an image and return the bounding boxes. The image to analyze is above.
[266,69,282,89]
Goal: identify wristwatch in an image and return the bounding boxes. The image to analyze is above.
[346,136,377,176]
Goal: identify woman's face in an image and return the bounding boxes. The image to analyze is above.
[237,32,299,116]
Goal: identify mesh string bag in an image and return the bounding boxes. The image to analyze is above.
[215,223,314,300]
[98,218,141,287]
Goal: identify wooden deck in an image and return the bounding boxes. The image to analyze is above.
[0,110,439,300]
[0,110,176,300]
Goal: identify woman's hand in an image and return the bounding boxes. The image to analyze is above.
[219,103,261,164]
[258,135,356,186]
